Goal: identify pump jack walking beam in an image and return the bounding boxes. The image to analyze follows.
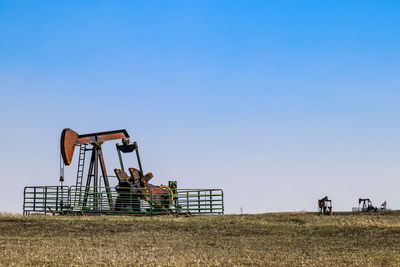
[61,128,129,166]
[61,128,130,210]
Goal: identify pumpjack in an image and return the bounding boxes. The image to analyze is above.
[358,198,377,212]
[318,196,333,215]
[381,201,387,211]
[60,128,176,213]
[22,128,224,216]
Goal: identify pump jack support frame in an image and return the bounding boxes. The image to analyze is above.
[61,128,130,211]
[82,143,113,210]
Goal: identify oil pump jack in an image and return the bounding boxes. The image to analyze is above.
[22,128,224,215]
[61,128,132,209]
[60,128,173,213]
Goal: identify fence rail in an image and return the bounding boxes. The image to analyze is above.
[23,186,224,215]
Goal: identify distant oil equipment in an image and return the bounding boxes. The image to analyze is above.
[352,198,387,212]
[318,196,333,215]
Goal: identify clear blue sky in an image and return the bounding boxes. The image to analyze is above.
[1,1,400,213]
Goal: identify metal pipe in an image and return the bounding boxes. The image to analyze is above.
[134,142,144,176]
[98,147,113,209]
[93,145,99,210]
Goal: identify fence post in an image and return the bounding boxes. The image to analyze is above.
[44,187,47,214]
[68,186,71,212]
[56,187,59,212]
[23,187,26,215]
[198,190,200,213]
[222,190,224,214]
[33,187,36,211]
[186,191,189,213]
[209,190,212,214]
[150,188,153,216]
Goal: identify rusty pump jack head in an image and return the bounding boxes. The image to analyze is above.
[60,128,79,166]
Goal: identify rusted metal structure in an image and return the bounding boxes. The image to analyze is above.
[23,128,224,215]
[113,138,174,213]
[61,129,130,208]
[318,196,333,215]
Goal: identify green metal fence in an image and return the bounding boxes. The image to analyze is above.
[23,186,70,215]
[23,186,224,215]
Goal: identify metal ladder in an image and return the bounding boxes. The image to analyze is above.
[74,144,87,206]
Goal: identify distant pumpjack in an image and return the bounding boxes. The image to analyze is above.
[318,196,333,215]
[381,201,387,211]
[358,198,377,212]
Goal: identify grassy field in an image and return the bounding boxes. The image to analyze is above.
[1,212,400,266]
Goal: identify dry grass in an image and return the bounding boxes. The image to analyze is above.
[1,212,400,266]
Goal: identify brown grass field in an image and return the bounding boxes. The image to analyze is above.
[1,212,400,266]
